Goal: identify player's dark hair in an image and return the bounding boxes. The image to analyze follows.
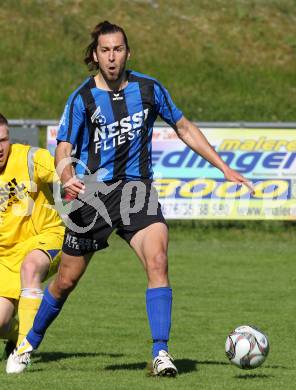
[84,21,130,70]
[0,113,8,126]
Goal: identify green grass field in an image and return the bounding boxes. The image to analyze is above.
[1,223,295,389]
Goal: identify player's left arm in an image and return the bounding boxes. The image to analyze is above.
[175,116,254,193]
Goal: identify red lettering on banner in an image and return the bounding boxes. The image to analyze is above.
[50,128,57,138]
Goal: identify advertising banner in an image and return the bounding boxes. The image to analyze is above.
[152,126,296,220]
[47,125,296,220]
[47,126,58,157]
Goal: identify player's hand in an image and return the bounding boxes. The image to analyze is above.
[63,177,85,200]
[222,166,255,195]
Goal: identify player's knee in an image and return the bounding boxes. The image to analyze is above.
[56,275,78,294]
[147,251,168,275]
[21,257,46,280]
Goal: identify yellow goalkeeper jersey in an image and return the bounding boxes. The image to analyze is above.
[0,144,64,250]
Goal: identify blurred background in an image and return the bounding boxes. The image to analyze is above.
[1,0,295,121]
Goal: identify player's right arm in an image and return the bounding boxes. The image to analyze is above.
[55,92,86,199]
[55,142,84,199]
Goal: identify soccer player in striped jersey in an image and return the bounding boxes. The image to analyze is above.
[9,21,253,376]
[0,114,64,367]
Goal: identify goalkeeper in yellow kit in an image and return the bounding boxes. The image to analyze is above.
[0,113,64,358]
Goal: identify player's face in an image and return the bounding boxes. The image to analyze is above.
[94,32,130,82]
[0,125,10,171]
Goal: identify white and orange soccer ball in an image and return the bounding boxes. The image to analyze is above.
[225,325,269,369]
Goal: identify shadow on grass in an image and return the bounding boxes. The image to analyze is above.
[34,351,124,363]
[105,358,234,375]
[105,362,148,371]
[265,364,290,369]
[199,360,289,370]
[235,373,274,379]
[197,360,229,366]
[105,359,201,375]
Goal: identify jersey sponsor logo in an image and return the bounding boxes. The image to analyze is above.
[0,178,29,212]
[93,108,149,152]
[91,105,107,126]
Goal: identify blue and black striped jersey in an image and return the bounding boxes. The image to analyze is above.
[57,70,183,181]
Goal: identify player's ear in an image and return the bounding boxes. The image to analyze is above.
[127,50,131,61]
[93,50,98,63]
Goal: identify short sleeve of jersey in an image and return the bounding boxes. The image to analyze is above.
[56,93,85,146]
[33,148,58,183]
[154,82,183,126]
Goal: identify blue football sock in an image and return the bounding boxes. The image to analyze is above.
[27,287,66,349]
[146,287,172,358]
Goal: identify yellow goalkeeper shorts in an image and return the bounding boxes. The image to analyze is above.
[0,229,64,299]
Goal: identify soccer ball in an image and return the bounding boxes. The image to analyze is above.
[225,325,269,369]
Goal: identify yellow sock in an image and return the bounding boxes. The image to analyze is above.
[5,317,19,344]
[17,296,42,346]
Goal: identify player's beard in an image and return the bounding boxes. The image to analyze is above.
[99,56,128,84]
